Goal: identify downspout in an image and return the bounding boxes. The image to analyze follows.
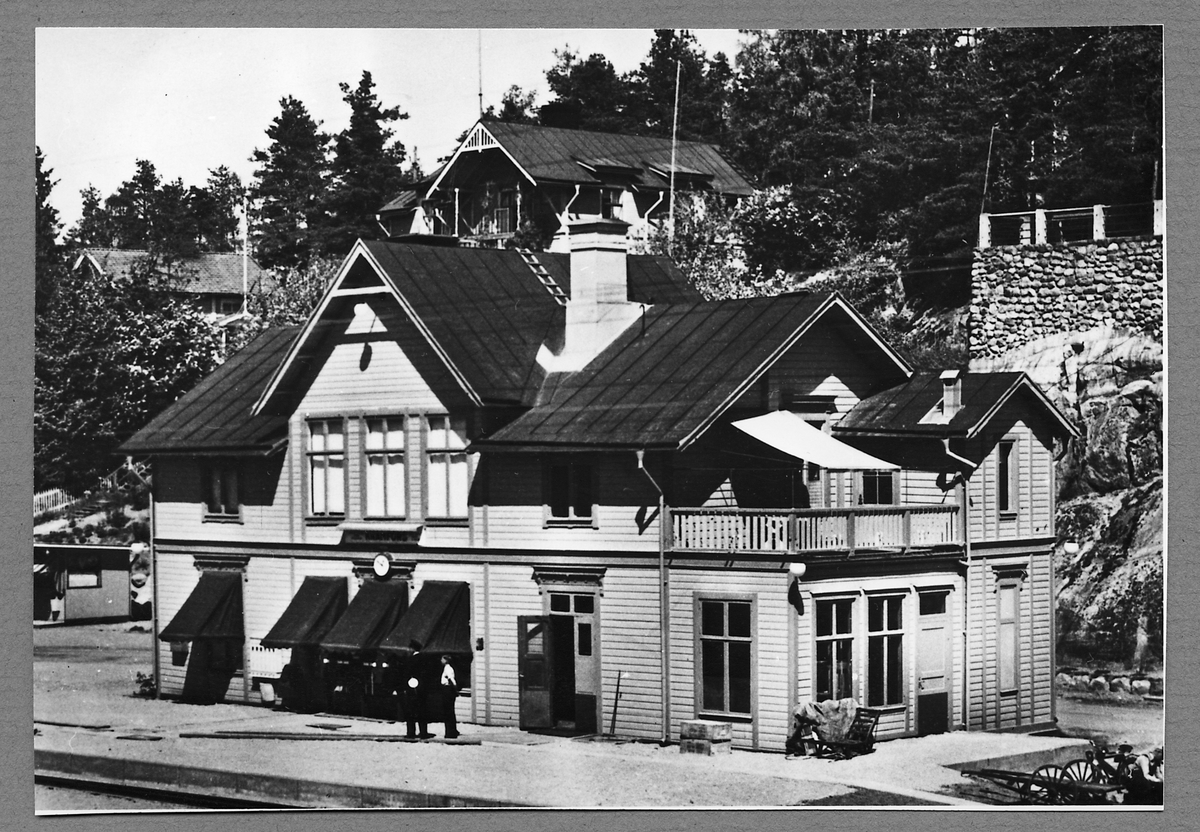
[943,437,976,729]
[636,449,670,746]
[149,464,160,698]
[561,184,582,245]
[642,190,666,246]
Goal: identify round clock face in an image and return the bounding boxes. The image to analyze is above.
[372,554,390,578]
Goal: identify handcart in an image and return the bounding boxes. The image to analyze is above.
[962,763,1125,805]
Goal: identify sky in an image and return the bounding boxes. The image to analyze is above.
[35,28,748,232]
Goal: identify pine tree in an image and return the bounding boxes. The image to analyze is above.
[36,147,67,316]
[249,96,330,270]
[318,71,408,257]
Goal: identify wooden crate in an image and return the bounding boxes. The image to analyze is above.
[680,719,733,741]
[679,737,732,755]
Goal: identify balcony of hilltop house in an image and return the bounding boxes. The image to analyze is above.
[978,200,1164,248]
[667,504,962,556]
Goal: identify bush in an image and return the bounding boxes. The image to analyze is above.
[134,671,156,698]
[106,507,130,530]
[129,520,150,543]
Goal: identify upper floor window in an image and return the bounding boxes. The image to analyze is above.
[365,417,406,518]
[998,440,1018,515]
[860,470,896,505]
[545,459,594,526]
[308,419,345,518]
[427,415,468,519]
[204,462,241,521]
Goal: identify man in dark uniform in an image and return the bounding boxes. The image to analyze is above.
[401,641,433,739]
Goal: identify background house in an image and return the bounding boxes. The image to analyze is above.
[122,221,1076,748]
[377,121,754,250]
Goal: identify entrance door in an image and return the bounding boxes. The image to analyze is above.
[517,615,553,729]
[916,591,950,736]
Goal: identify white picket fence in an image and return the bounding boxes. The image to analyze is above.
[34,488,73,517]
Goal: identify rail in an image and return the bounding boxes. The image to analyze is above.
[978,201,1163,249]
[34,489,73,517]
[669,505,960,554]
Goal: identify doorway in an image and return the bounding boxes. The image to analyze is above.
[916,590,951,736]
[517,589,600,734]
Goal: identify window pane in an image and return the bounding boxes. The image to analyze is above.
[428,455,448,516]
[816,600,832,637]
[869,597,883,632]
[367,419,384,450]
[449,453,469,516]
[309,423,325,452]
[326,421,343,452]
[835,599,853,634]
[728,642,751,713]
[387,420,404,449]
[728,602,751,638]
[572,464,593,518]
[525,621,543,654]
[224,468,238,511]
[366,455,384,516]
[816,641,833,701]
[701,641,725,711]
[447,417,467,450]
[428,416,447,448]
[550,594,570,612]
[548,465,569,517]
[385,454,405,516]
[573,595,594,614]
[887,634,903,704]
[327,455,344,514]
[920,592,947,616]
[207,471,222,514]
[887,597,902,630]
[701,601,724,636]
[311,458,326,515]
[868,636,884,705]
[835,638,853,699]
[578,622,592,657]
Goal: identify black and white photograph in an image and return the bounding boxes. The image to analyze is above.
[25,22,1169,814]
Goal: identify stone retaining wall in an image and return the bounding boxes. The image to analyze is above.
[970,236,1163,359]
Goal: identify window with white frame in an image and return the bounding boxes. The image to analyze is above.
[867,595,904,706]
[545,458,594,525]
[427,415,469,519]
[998,440,1018,515]
[860,470,896,505]
[307,419,345,517]
[698,598,753,716]
[816,598,854,702]
[365,416,406,518]
[998,582,1020,691]
[203,462,241,520]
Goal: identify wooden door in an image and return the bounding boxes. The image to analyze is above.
[916,591,950,736]
[517,615,553,729]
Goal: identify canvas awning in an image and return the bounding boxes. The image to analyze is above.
[319,579,408,655]
[732,411,898,470]
[260,576,348,650]
[378,581,472,657]
[159,571,243,642]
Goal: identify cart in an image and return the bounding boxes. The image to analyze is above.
[962,763,1126,805]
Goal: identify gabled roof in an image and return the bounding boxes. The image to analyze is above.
[475,294,911,451]
[75,248,274,296]
[430,121,754,197]
[118,326,298,456]
[834,371,1080,440]
[254,240,700,412]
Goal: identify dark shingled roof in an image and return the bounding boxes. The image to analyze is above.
[478,121,754,195]
[77,249,275,296]
[835,371,1078,439]
[476,293,838,450]
[118,326,298,456]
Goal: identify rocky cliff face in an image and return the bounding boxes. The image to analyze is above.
[972,325,1163,667]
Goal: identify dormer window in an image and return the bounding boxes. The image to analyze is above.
[203,462,241,522]
[544,457,595,527]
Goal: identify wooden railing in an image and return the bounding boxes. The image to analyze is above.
[978,201,1163,249]
[669,505,960,554]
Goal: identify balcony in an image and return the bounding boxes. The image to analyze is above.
[668,505,961,555]
[978,201,1163,249]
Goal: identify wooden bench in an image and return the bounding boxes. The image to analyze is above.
[809,707,880,759]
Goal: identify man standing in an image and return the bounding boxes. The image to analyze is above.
[403,642,432,740]
[440,655,460,739]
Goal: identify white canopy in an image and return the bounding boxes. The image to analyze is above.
[732,411,898,471]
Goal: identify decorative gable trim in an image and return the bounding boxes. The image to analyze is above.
[251,241,482,417]
[964,374,1081,440]
[426,121,538,198]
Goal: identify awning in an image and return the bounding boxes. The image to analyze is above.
[159,571,243,642]
[732,411,899,470]
[319,579,409,655]
[378,581,471,657]
[260,576,348,650]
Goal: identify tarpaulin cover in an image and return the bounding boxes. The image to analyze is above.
[159,571,243,642]
[795,698,859,742]
[319,579,408,654]
[260,576,348,649]
[377,581,472,657]
[732,411,898,470]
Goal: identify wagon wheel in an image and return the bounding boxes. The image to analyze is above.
[1061,758,1100,784]
[1021,764,1065,804]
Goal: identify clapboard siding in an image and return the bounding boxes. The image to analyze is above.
[598,568,664,740]
[901,469,953,505]
[155,553,201,698]
[154,458,292,545]
[480,564,541,726]
[965,410,1056,544]
[297,338,446,416]
[766,318,883,412]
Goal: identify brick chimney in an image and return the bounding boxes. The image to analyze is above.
[940,370,963,419]
[539,217,643,372]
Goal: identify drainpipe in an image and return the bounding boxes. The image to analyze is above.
[943,438,976,729]
[636,449,670,746]
[562,184,582,246]
[642,191,666,245]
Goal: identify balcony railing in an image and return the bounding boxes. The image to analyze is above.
[669,505,961,555]
[978,201,1163,249]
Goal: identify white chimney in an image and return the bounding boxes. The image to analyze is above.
[539,217,643,372]
[940,370,962,419]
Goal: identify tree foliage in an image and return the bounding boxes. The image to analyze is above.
[318,71,409,257]
[35,254,223,493]
[249,96,330,270]
[36,147,67,316]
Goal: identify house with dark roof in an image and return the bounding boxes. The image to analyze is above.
[376,121,754,250]
[73,249,275,323]
[121,219,1077,747]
